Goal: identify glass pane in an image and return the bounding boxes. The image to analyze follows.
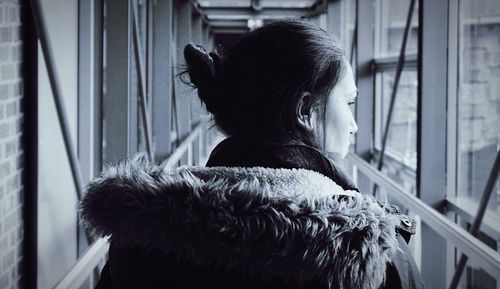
[376,0,418,57]
[373,69,418,200]
[341,0,357,147]
[341,0,356,60]
[457,0,500,287]
[37,0,79,288]
[376,69,418,166]
[457,0,500,213]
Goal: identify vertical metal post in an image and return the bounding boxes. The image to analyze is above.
[78,0,95,184]
[326,0,341,39]
[152,0,173,161]
[94,0,104,174]
[191,11,202,165]
[200,23,210,161]
[77,0,96,264]
[174,0,193,164]
[418,0,448,287]
[104,0,130,164]
[131,0,154,160]
[446,0,459,283]
[22,1,38,287]
[354,0,375,194]
[350,23,357,66]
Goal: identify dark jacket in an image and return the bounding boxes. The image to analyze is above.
[80,136,424,289]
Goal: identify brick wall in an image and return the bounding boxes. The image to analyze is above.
[0,0,24,288]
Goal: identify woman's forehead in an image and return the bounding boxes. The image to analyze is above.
[332,67,357,98]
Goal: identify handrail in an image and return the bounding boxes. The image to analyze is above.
[165,123,203,168]
[448,151,500,289]
[446,197,500,239]
[53,124,205,289]
[53,238,110,289]
[346,153,500,279]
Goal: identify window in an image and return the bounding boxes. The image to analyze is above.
[341,0,500,286]
[340,0,356,61]
[375,0,418,57]
[456,0,500,213]
[37,0,79,287]
[453,0,500,287]
[373,0,419,190]
[340,0,357,148]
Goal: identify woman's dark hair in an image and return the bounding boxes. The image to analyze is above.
[182,19,347,148]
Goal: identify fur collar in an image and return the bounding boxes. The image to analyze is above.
[80,155,400,289]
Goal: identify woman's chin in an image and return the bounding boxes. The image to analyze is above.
[325,151,345,163]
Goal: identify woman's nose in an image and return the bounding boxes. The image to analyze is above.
[350,120,358,135]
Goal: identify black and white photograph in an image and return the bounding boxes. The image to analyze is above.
[0,0,499,288]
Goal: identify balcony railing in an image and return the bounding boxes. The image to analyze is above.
[52,123,208,289]
[346,153,500,280]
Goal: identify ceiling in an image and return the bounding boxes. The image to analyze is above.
[193,0,324,33]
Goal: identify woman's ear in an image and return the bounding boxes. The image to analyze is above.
[297,92,316,131]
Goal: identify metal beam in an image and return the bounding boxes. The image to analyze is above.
[152,0,173,161]
[174,0,193,164]
[94,0,104,175]
[191,12,203,165]
[206,14,304,20]
[417,0,449,286]
[190,0,210,26]
[202,6,310,16]
[354,0,375,194]
[203,5,313,21]
[209,19,248,28]
[22,1,38,287]
[104,0,130,164]
[326,0,341,38]
[77,0,97,263]
[131,0,154,160]
[211,27,250,34]
[197,0,315,9]
[373,53,418,71]
[78,0,95,184]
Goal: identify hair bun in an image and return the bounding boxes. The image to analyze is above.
[184,44,220,112]
[184,43,215,82]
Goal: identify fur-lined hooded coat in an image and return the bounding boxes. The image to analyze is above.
[80,137,424,289]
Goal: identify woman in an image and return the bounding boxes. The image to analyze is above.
[81,20,424,289]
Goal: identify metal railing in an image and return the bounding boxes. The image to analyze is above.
[346,153,500,280]
[53,238,110,289]
[53,124,208,289]
[448,151,500,289]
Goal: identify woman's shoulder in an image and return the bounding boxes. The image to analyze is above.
[81,156,402,289]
